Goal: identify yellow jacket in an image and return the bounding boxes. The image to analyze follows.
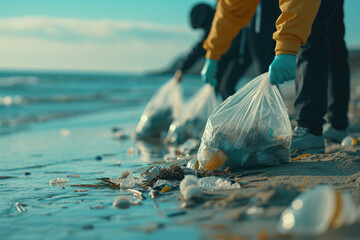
[204,0,321,60]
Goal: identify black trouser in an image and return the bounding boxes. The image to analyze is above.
[216,0,280,100]
[294,0,349,135]
[216,30,252,99]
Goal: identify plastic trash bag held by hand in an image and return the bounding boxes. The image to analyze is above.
[201,58,218,87]
[136,78,183,139]
[165,84,221,145]
[269,54,296,85]
[197,72,292,171]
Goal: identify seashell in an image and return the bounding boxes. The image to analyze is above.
[113,196,132,209]
[119,171,132,179]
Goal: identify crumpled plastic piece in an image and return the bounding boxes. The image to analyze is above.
[139,166,160,182]
[180,175,240,195]
[198,176,240,191]
[153,179,178,189]
[198,73,292,171]
[110,174,135,189]
[49,177,69,186]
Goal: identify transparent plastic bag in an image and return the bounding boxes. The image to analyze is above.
[165,84,220,144]
[136,78,183,139]
[197,73,291,171]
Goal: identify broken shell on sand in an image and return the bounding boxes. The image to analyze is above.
[113,196,132,209]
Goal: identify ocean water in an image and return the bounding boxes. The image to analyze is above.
[0,71,203,136]
[0,71,207,240]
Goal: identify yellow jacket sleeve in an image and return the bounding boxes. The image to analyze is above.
[204,0,321,59]
[274,0,321,55]
[204,0,260,60]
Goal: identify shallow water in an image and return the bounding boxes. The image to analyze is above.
[0,72,204,239]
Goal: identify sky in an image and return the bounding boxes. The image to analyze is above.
[0,0,359,73]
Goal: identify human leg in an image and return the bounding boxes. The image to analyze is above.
[294,0,339,136]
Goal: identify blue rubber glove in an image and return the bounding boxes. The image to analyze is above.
[201,58,218,87]
[268,54,296,85]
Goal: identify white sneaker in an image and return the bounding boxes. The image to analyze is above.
[291,126,325,156]
[323,123,348,143]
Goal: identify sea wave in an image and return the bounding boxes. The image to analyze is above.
[0,76,39,87]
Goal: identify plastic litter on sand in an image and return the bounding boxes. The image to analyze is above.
[277,185,359,236]
[49,178,69,186]
[341,136,357,147]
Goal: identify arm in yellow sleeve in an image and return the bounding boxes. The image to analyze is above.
[274,0,322,55]
[203,0,261,60]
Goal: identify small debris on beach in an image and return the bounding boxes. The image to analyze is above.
[277,185,359,236]
[149,190,158,199]
[341,136,358,147]
[140,166,160,182]
[110,161,121,166]
[186,159,199,169]
[70,184,104,188]
[126,222,165,233]
[49,177,69,186]
[182,185,203,202]
[73,189,88,192]
[82,224,94,230]
[157,165,184,181]
[127,147,140,155]
[161,186,172,193]
[66,174,80,178]
[291,154,311,162]
[90,206,105,210]
[114,131,129,140]
[257,229,269,240]
[119,171,132,179]
[198,176,241,191]
[113,196,132,209]
[0,176,18,179]
[111,126,122,133]
[15,202,27,213]
[127,189,146,200]
[109,174,136,189]
[60,128,70,137]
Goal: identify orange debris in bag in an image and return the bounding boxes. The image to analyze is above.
[203,150,228,171]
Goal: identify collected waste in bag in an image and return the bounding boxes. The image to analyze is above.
[165,84,220,145]
[197,73,292,171]
[277,185,359,236]
[136,78,183,139]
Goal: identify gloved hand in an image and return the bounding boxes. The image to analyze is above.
[268,54,296,85]
[201,58,218,87]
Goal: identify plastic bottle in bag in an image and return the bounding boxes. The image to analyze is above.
[136,78,183,139]
[165,84,220,145]
[197,73,292,171]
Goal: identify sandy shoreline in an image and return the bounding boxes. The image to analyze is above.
[1,72,360,239]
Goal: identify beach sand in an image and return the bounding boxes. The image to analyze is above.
[1,72,360,240]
